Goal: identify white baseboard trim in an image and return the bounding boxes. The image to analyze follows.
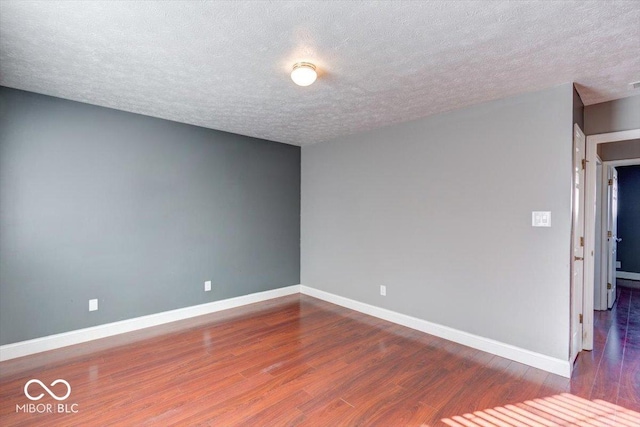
[0,285,301,362]
[300,285,571,378]
[0,284,572,377]
[616,271,640,281]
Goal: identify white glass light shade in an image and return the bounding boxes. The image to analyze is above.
[291,62,317,86]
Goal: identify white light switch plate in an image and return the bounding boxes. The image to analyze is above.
[89,299,98,311]
[532,211,551,227]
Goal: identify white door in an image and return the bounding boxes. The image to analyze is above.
[607,167,619,308]
[598,166,610,310]
[571,125,585,363]
[594,162,603,310]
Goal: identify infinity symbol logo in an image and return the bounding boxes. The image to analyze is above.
[24,379,71,401]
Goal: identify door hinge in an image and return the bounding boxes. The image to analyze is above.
[608,231,612,238]
[580,236,584,247]
[609,179,613,185]
[607,283,612,290]
[579,314,583,324]
[581,159,587,170]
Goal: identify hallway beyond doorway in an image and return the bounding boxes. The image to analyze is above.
[579,285,640,409]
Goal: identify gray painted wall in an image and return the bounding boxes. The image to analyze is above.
[302,84,573,360]
[0,87,300,345]
[597,139,640,161]
[584,95,640,135]
[617,165,640,274]
[573,85,584,131]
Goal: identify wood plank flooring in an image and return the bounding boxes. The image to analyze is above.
[1,287,639,426]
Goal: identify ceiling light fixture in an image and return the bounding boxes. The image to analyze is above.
[291,62,317,87]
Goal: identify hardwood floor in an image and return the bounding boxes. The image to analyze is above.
[1,288,638,426]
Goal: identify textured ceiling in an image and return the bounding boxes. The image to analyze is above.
[1,1,639,146]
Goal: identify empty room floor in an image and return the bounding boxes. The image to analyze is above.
[1,288,638,426]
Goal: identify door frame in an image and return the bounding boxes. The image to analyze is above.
[600,158,640,308]
[584,128,640,350]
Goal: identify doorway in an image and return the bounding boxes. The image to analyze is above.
[583,129,640,351]
[595,160,640,311]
